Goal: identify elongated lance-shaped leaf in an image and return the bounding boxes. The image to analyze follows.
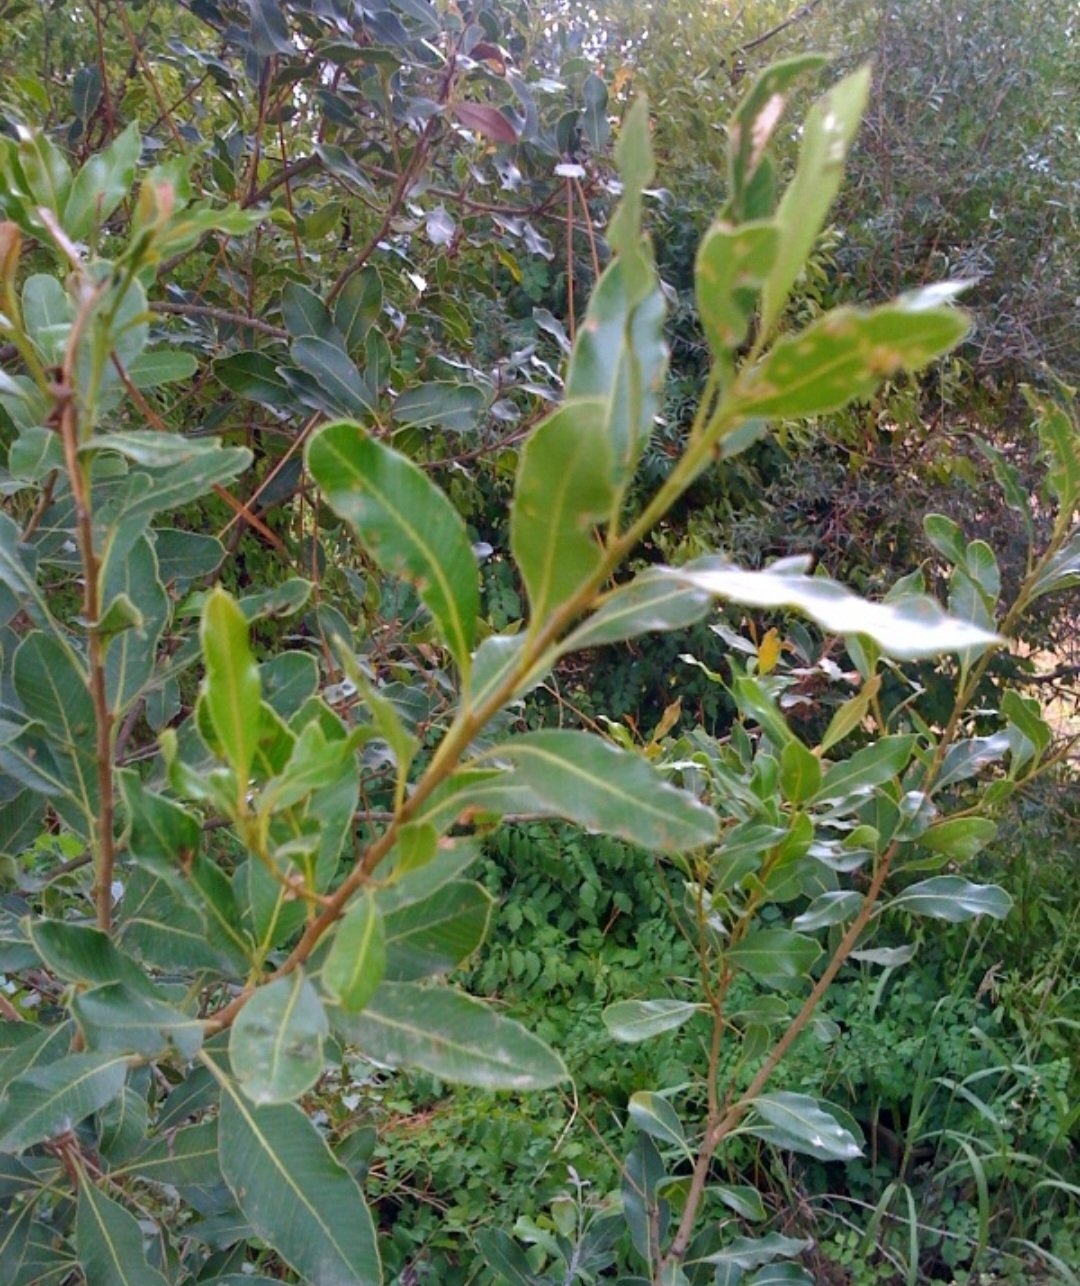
[560,567,715,654]
[214,1066,381,1286]
[382,880,492,980]
[659,558,999,660]
[76,1179,171,1286]
[729,291,970,421]
[333,982,568,1090]
[0,1052,129,1152]
[200,588,261,791]
[564,97,667,490]
[744,1092,862,1162]
[511,401,616,625]
[759,66,871,336]
[886,876,1011,922]
[602,999,701,1044]
[482,730,717,851]
[308,420,478,673]
[324,894,386,1014]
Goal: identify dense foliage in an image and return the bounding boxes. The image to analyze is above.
[0,2,1076,1285]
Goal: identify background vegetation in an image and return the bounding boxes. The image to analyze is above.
[0,1,1076,1284]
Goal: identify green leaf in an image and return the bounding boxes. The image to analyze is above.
[64,122,140,242]
[510,401,616,623]
[628,1091,689,1152]
[393,381,486,432]
[201,588,261,788]
[731,294,969,420]
[308,421,479,670]
[888,876,1012,922]
[561,568,714,651]
[924,513,967,565]
[483,730,717,852]
[760,67,871,335]
[705,1233,812,1274]
[696,221,778,357]
[713,1184,767,1222]
[475,1229,543,1286]
[216,1073,381,1286]
[778,739,821,805]
[745,1092,862,1161]
[323,894,386,1014]
[792,891,863,932]
[22,273,72,364]
[73,983,203,1061]
[76,1180,171,1286]
[291,337,375,417]
[1030,387,1080,511]
[102,532,169,714]
[814,734,917,804]
[0,1052,129,1152]
[231,970,328,1105]
[213,351,292,406]
[915,816,997,861]
[124,348,198,388]
[334,267,383,354]
[383,880,492,979]
[334,982,568,1089]
[661,559,999,660]
[602,999,700,1043]
[725,929,821,989]
[28,920,156,995]
[746,1265,813,1285]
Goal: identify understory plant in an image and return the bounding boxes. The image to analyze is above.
[0,38,1077,1286]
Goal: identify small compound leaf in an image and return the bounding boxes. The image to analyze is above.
[334,982,568,1089]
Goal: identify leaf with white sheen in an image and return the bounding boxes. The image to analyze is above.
[745,1092,862,1161]
[602,999,700,1043]
[308,421,478,671]
[511,401,616,623]
[628,1092,689,1152]
[0,1052,128,1152]
[486,730,717,852]
[334,982,568,1089]
[561,569,714,652]
[705,1233,812,1274]
[231,971,328,1105]
[201,588,261,788]
[217,1075,381,1286]
[726,929,821,989]
[76,1181,170,1286]
[659,559,999,659]
[887,877,1012,923]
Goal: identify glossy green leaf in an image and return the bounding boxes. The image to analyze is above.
[760,67,870,335]
[746,1264,814,1285]
[510,401,615,622]
[484,730,717,852]
[324,895,386,1014]
[200,588,261,787]
[814,735,918,803]
[28,921,156,995]
[213,351,292,406]
[393,381,486,432]
[779,738,821,805]
[334,982,568,1089]
[792,891,863,932]
[745,1092,862,1161]
[292,337,375,417]
[63,122,140,242]
[308,420,478,671]
[725,929,821,989]
[713,1184,767,1222]
[1030,530,1080,600]
[602,999,700,1043]
[334,266,382,354]
[383,879,492,980]
[663,558,999,660]
[924,513,967,565]
[73,983,203,1061]
[731,295,969,420]
[217,1075,381,1286]
[628,1091,689,1151]
[561,568,714,652]
[281,281,342,344]
[915,816,997,861]
[231,970,328,1105]
[475,1229,541,1286]
[0,1052,129,1152]
[102,532,169,714]
[76,1180,171,1286]
[705,1233,812,1274]
[888,876,1012,922]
